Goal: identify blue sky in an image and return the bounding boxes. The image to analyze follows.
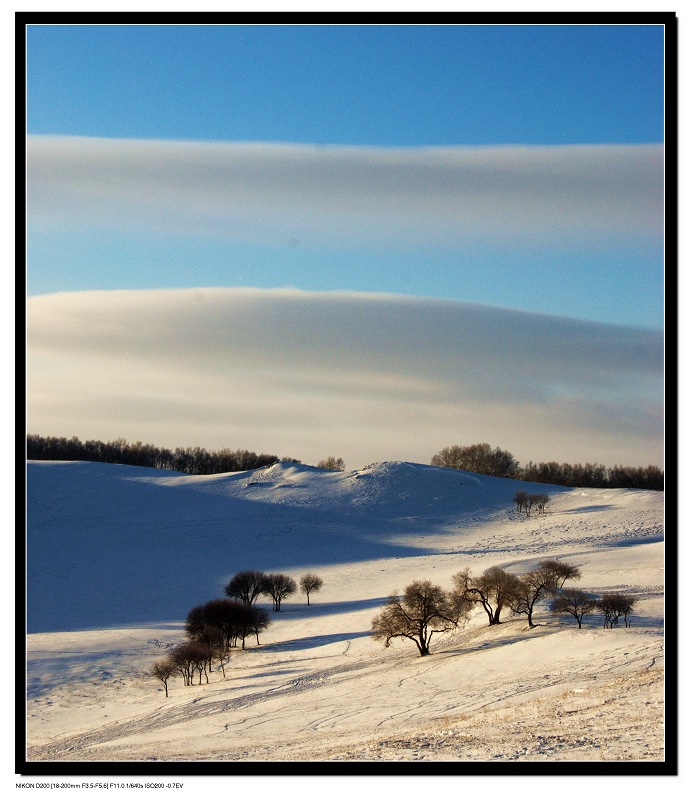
[26,23,665,328]
[27,24,664,146]
[25,21,667,468]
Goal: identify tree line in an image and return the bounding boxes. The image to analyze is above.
[26,434,281,475]
[371,560,638,657]
[150,570,323,696]
[431,442,663,491]
[27,434,662,491]
[26,434,348,476]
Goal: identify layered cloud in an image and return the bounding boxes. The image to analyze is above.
[26,136,663,249]
[26,288,664,469]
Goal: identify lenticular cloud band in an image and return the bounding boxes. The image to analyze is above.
[27,136,663,247]
[26,287,664,468]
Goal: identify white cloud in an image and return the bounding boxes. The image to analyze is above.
[26,136,663,249]
[27,288,664,469]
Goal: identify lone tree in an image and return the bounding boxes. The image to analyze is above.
[150,658,176,698]
[509,560,581,627]
[300,573,323,605]
[598,592,637,628]
[262,573,297,611]
[550,588,597,628]
[431,443,519,478]
[224,570,268,605]
[453,566,521,626]
[317,456,345,471]
[371,579,468,657]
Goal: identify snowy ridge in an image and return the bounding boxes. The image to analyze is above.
[148,459,512,508]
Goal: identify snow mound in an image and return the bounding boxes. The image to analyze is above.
[164,459,569,518]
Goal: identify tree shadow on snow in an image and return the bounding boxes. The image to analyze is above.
[608,533,664,547]
[561,504,616,514]
[265,596,387,619]
[258,630,372,653]
[243,668,301,679]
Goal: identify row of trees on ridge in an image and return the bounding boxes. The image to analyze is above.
[28,435,661,491]
[26,434,281,475]
[27,434,346,478]
[430,442,663,490]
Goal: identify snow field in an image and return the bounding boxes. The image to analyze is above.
[26,460,665,762]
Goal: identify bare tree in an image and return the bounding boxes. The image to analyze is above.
[200,598,244,650]
[207,626,230,677]
[371,580,468,656]
[247,604,271,646]
[550,589,597,628]
[300,573,323,605]
[513,493,553,518]
[509,559,582,628]
[201,599,272,650]
[185,604,228,677]
[193,651,210,685]
[224,570,268,605]
[169,645,193,687]
[453,566,521,626]
[262,573,297,611]
[508,574,544,629]
[598,592,637,628]
[317,456,345,471]
[514,490,528,514]
[150,659,176,698]
[185,604,216,649]
[533,494,550,515]
[539,559,581,590]
[169,642,210,686]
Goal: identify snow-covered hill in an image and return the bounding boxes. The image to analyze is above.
[25,460,665,763]
[26,459,569,633]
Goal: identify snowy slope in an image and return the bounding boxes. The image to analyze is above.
[25,460,665,763]
[26,460,573,633]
